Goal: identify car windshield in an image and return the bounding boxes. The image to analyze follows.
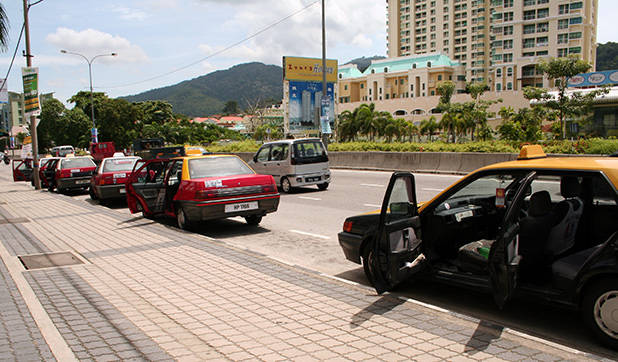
[188,157,254,179]
[102,158,139,172]
[60,158,95,169]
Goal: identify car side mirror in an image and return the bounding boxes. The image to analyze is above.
[253,155,257,163]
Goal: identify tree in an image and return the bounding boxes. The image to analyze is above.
[0,4,8,51]
[596,42,618,71]
[420,117,439,142]
[222,101,238,115]
[533,56,608,138]
[436,81,456,110]
[37,98,67,151]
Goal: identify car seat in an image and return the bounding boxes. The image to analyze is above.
[545,176,583,259]
[518,190,557,279]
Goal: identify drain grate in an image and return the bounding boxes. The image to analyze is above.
[0,217,30,225]
[19,252,83,270]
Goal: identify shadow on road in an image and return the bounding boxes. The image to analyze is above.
[464,320,504,354]
[350,295,406,329]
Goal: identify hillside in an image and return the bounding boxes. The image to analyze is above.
[345,56,386,72]
[596,42,618,71]
[121,62,283,117]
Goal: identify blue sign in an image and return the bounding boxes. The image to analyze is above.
[568,70,618,88]
[91,128,98,143]
[320,98,332,134]
[288,81,335,134]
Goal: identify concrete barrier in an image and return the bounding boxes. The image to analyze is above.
[436,152,463,174]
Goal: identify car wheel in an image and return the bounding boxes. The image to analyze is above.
[317,182,329,191]
[280,177,292,193]
[245,215,262,226]
[89,187,98,200]
[177,208,192,230]
[582,278,618,349]
[362,246,376,286]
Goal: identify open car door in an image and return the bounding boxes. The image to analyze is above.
[371,172,425,294]
[126,159,170,216]
[12,159,26,181]
[488,171,536,309]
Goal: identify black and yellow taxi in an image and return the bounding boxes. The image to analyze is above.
[338,145,618,348]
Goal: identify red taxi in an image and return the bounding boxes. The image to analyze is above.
[12,158,33,182]
[90,156,140,202]
[126,155,280,229]
[35,157,60,187]
[45,156,97,193]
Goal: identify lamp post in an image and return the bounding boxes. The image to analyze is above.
[60,50,117,143]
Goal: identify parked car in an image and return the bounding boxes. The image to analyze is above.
[12,158,33,182]
[338,145,618,349]
[45,156,96,193]
[89,156,140,202]
[33,157,60,187]
[51,145,75,157]
[125,155,280,229]
[89,142,116,164]
[248,138,330,193]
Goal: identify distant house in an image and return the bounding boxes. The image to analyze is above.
[217,116,244,129]
[191,117,217,124]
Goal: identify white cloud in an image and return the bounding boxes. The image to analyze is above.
[111,6,149,21]
[46,28,149,64]
[351,34,373,48]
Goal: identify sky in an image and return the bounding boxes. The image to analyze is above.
[1,0,617,110]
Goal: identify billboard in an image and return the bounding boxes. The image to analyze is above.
[283,56,338,83]
[283,56,338,135]
[568,70,618,88]
[22,67,40,115]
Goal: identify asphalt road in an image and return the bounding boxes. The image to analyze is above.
[69,169,616,358]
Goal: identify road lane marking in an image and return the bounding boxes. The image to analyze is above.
[360,183,384,187]
[422,188,443,191]
[290,230,330,239]
[298,196,321,201]
[363,204,381,208]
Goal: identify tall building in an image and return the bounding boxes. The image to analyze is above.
[386,0,598,90]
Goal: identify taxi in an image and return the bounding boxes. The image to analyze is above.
[11,158,33,182]
[89,156,140,202]
[338,145,618,349]
[34,157,60,187]
[125,154,279,229]
[45,156,97,193]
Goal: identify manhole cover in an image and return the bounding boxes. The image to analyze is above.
[0,217,30,225]
[19,252,83,270]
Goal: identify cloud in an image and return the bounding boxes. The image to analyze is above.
[111,6,149,21]
[46,28,149,63]
[195,0,385,65]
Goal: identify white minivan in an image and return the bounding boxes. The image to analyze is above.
[249,138,331,193]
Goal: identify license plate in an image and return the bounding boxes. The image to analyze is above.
[119,188,126,194]
[224,201,258,213]
[114,173,126,178]
[305,176,321,182]
[75,179,89,184]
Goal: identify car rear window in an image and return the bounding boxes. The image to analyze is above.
[293,141,327,163]
[60,158,95,169]
[102,158,139,173]
[188,157,254,179]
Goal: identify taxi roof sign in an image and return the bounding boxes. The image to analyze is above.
[517,145,547,160]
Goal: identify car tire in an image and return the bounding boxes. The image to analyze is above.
[362,245,376,286]
[582,277,618,349]
[280,177,292,193]
[177,208,192,230]
[245,215,262,226]
[317,183,329,191]
[89,187,98,200]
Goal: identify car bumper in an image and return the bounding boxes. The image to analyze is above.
[96,184,127,200]
[289,172,331,187]
[57,177,91,189]
[338,231,363,264]
[181,195,280,222]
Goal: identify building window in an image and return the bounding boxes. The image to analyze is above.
[537,8,549,18]
[559,4,569,15]
[558,33,568,44]
[360,83,364,89]
[537,22,548,33]
[496,83,502,92]
[503,39,513,49]
[523,24,535,34]
[570,2,583,10]
[570,17,582,25]
[438,75,442,81]
[558,48,568,57]
[569,46,582,54]
[496,68,502,77]
[506,82,512,90]
[523,38,535,48]
[569,32,582,39]
[558,19,569,30]
[507,67,513,77]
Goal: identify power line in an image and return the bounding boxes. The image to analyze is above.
[0,22,25,94]
[101,0,320,90]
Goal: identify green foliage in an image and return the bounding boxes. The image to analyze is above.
[207,140,261,153]
[596,42,618,71]
[497,106,546,142]
[253,123,283,141]
[222,101,238,115]
[121,62,283,116]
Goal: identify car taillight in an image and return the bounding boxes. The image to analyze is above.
[262,184,277,193]
[58,169,72,178]
[99,175,113,185]
[343,221,353,233]
[195,190,219,199]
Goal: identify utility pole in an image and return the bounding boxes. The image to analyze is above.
[23,0,40,189]
[320,0,329,150]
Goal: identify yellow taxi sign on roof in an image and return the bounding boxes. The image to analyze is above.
[517,145,547,160]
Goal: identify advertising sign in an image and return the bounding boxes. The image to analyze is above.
[283,56,338,83]
[22,67,40,115]
[91,128,98,144]
[568,70,618,88]
[288,81,335,134]
[21,143,32,159]
[320,98,332,134]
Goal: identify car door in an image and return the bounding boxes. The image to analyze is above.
[126,159,169,216]
[370,172,426,294]
[488,171,536,309]
[43,159,59,187]
[12,159,26,181]
[250,145,271,176]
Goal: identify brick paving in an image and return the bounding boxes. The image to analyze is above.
[0,167,613,361]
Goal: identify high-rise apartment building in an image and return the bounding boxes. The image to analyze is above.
[386,0,598,90]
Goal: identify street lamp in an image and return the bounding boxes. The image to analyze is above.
[60,50,117,143]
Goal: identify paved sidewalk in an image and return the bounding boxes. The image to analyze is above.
[0,167,611,361]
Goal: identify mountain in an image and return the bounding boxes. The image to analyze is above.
[121,62,283,117]
[344,56,386,73]
[596,42,618,71]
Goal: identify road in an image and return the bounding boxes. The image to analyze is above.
[69,169,615,358]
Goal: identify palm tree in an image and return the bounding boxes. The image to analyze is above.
[0,4,8,51]
[420,117,439,142]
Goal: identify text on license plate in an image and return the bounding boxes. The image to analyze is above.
[224,201,258,213]
[305,176,321,182]
[119,188,126,194]
[75,179,89,184]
